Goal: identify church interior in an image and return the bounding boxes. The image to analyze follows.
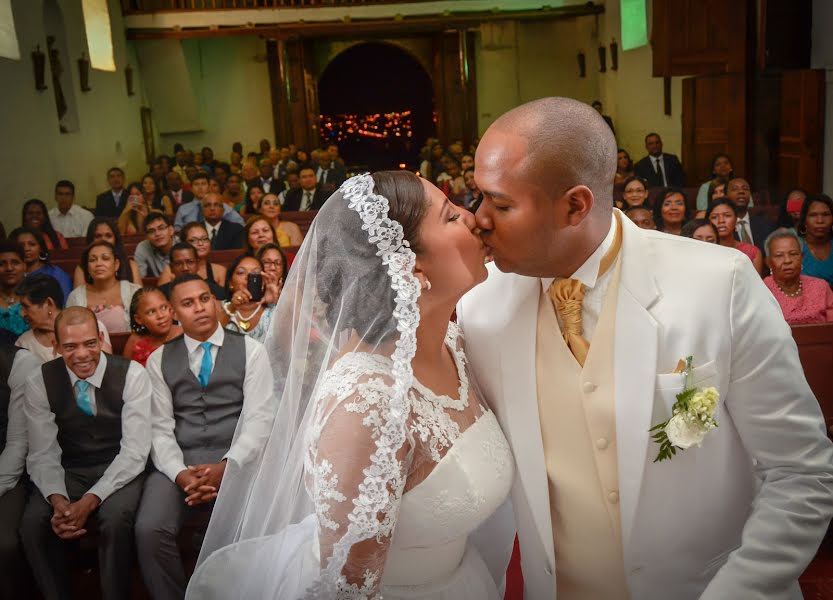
[1,0,833,598]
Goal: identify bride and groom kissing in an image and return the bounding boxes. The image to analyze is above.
[186,98,833,600]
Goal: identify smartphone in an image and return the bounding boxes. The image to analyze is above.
[247,272,264,302]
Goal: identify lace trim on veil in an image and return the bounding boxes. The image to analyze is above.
[304,174,421,598]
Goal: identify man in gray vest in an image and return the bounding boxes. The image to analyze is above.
[0,343,40,598]
[136,273,275,600]
[19,307,152,600]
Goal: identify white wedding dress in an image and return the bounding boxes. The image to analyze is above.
[188,323,514,599]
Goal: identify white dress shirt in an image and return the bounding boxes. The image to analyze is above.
[24,354,152,502]
[48,204,94,238]
[300,190,314,211]
[0,350,41,496]
[651,155,668,186]
[205,221,221,242]
[736,213,754,244]
[541,213,618,342]
[145,324,277,483]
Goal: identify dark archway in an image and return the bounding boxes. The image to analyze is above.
[318,42,434,171]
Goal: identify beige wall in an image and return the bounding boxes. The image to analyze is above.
[154,36,275,160]
[0,0,146,229]
[475,0,683,162]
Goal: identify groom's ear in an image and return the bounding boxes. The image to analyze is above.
[563,185,595,225]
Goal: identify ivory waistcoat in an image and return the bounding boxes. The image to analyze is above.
[536,255,629,600]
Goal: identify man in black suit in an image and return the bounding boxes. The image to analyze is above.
[94,167,126,219]
[316,153,347,195]
[249,159,278,194]
[202,193,243,250]
[633,133,685,187]
[283,167,329,211]
[165,171,193,209]
[727,177,774,256]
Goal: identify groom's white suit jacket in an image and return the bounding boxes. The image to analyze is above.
[458,213,833,600]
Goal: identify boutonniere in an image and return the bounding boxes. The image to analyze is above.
[649,356,719,463]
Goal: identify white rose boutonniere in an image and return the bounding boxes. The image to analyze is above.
[650,357,719,463]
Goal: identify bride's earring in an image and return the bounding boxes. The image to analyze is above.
[422,278,432,292]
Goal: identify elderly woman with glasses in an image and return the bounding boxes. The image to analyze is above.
[763,228,833,324]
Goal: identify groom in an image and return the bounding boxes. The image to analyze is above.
[458,97,833,600]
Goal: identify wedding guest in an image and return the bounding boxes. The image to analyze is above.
[282,167,328,211]
[122,287,181,366]
[158,243,227,301]
[798,194,833,287]
[634,132,685,187]
[141,173,174,217]
[764,228,833,324]
[253,158,277,194]
[619,175,649,209]
[117,181,154,235]
[708,199,763,274]
[237,183,264,218]
[463,168,483,212]
[165,171,193,209]
[624,205,656,230]
[695,153,734,211]
[174,174,246,232]
[258,193,303,246]
[0,344,40,598]
[461,153,475,172]
[437,157,467,205]
[48,180,93,239]
[20,307,151,600]
[0,242,29,343]
[256,243,286,289]
[201,193,244,251]
[158,223,227,290]
[220,255,280,343]
[243,215,280,255]
[652,187,690,235]
[67,241,141,334]
[694,177,729,218]
[22,199,67,250]
[136,274,276,600]
[681,218,719,243]
[777,188,807,230]
[9,227,72,301]
[134,214,176,278]
[16,274,113,361]
[73,217,142,287]
[614,149,634,185]
[726,177,773,255]
[95,167,127,219]
[222,173,245,208]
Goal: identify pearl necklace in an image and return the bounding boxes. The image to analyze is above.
[776,278,803,298]
[222,301,263,332]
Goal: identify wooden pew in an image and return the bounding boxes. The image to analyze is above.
[792,323,833,436]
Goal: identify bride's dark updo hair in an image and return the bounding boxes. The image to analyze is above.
[317,171,428,343]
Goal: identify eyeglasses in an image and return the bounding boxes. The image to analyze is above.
[186,236,210,245]
[262,260,282,270]
[261,199,281,207]
[146,225,170,235]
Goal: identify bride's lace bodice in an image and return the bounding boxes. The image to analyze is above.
[304,322,513,598]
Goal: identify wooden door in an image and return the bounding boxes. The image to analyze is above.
[431,30,477,147]
[681,73,747,185]
[777,70,825,194]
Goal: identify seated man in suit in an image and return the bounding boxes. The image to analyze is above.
[174,173,244,232]
[135,274,275,600]
[633,132,685,187]
[166,171,194,209]
[201,193,244,250]
[19,307,151,600]
[94,167,126,219]
[726,177,774,256]
[282,167,329,211]
[0,345,40,598]
[316,150,346,195]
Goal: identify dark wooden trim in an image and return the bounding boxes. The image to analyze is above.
[125,5,605,40]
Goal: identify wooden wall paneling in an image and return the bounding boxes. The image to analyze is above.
[266,39,291,147]
[777,70,825,194]
[431,31,477,147]
[681,73,747,185]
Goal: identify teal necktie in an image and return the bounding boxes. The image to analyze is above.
[198,341,213,387]
[74,380,93,416]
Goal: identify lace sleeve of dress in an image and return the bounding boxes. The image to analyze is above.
[305,353,414,599]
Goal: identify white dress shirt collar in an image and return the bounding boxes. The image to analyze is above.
[183,324,225,355]
[67,352,108,389]
[540,213,617,293]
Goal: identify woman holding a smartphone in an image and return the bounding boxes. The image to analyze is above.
[218,254,281,343]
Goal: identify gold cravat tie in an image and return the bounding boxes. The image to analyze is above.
[548,216,623,367]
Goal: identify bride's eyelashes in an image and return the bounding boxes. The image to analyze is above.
[449,214,461,222]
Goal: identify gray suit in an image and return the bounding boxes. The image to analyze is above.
[136,333,246,600]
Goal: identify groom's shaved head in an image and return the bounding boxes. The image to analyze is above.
[489,97,617,212]
[474,97,619,278]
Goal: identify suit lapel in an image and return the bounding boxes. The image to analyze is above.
[497,276,555,566]
[613,214,660,551]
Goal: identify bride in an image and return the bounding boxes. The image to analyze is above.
[186,171,515,599]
